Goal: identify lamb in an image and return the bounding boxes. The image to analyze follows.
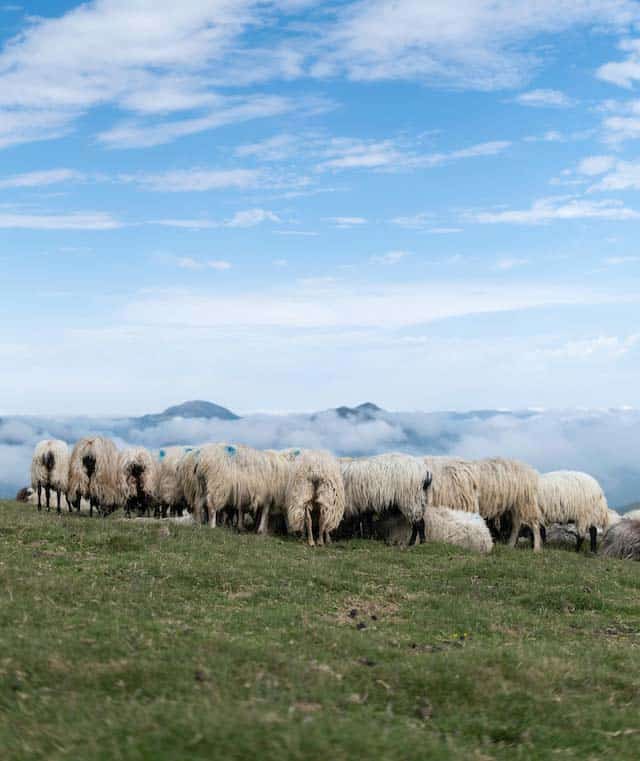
[538,471,609,552]
[341,453,433,545]
[119,447,158,518]
[30,439,70,513]
[193,444,292,533]
[285,450,345,546]
[601,518,640,560]
[68,436,123,517]
[424,456,479,513]
[377,507,493,554]
[472,458,543,552]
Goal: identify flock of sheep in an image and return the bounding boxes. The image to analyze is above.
[19,436,640,560]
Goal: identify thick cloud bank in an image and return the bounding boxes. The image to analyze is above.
[3,407,639,508]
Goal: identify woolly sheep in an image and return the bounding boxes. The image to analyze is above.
[623,508,640,521]
[424,456,479,513]
[285,450,345,546]
[154,446,195,517]
[538,471,609,553]
[119,447,158,518]
[607,508,622,527]
[68,436,123,517]
[378,507,493,554]
[341,453,433,545]
[18,486,91,512]
[193,443,291,532]
[30,439,70,513]
[601,518,640,561]
[472,458,543,552]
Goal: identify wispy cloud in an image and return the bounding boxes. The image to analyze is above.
[324,216,367,228]
[0,211,121,230]
[370,250,409,265]
[473,197,640,224]
[515,89,574,108]
[495,257,529,271]
[122,168,261,192]
[225,208,280,228]
[0,168,84,189]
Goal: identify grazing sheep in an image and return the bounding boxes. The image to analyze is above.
[607,508,622,527]
[341,454,433,545]
[538,471,609,552]
[119,447,157,518]
[16,487,33,503]
[601,518,640,560]
[285,450,345,546]
[194,444,292,532]
[68,437,123,517]
[623,508,640,521]
[30,439,70,513]
[154,446,195,517]
[424,456,479,513]
[472,458,543,552]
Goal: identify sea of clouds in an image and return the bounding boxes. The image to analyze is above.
[2,408,639,508]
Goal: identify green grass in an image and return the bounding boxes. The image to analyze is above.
[1,500,639,760]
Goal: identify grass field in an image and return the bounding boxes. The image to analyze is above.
[0,500,639,760]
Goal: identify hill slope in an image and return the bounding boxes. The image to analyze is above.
[0,501,639,760]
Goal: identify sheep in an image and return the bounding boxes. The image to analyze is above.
[601,518,640,560]
[607,508,622,527]
[377,507,493,554]
[30,439,70,513]
[68,436,123,517]
[341,453,433,545]
[423,456,479,513]
[537,471,609,553]
[623,508,640,521]
[285,450,345,546]
[193,444,292,533]
[18,486,91,513]
[119,447,158,518]
[154,446,196,517]
[472,458,543,552]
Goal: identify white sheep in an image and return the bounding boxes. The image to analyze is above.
[623,508,640,521]
[538,471,609,552]
[341,453,433,545]
[154,446,196,517]
[68,436,124,517]
[119,447,158,518]
[472,458,543,552]
[30,439,70,513]
[377,507,492,553]
[193,444,292,532]
[285,450,345,546]
[424,456,480,513]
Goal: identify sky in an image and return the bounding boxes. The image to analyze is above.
[2,0,640,415]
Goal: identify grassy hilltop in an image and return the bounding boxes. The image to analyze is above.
[0,500,639,760]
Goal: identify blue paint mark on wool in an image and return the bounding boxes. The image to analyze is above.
[159,449,166,460]
[225,445,237,456]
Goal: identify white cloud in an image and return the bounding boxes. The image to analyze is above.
[523,130,565,143]
[495,257,529,270]
[597,39,640,88]
[577,155,617,176]
[123,168,260,192]
[587,159,640,191]
[473,196,640,224]
[154,219,218,230]
[208,260,232,271]
[603,255,640,265]
[273,258,288,267]
[370,250,409,265]
[428,227,463,234]
[515,89,574,107]
[390,212,433,229]
[175,257,231,271]
[0,211,121,229]
[314,0,640,89]
[225,208,280,227]
[318,138,510,172]
[324,216,367,227]
[0,168,83,189]
[543,335,640,359]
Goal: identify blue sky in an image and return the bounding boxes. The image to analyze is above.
[2,0,640,415]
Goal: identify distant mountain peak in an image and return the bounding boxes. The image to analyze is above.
[134,400,240,428]
[325,402,384,420]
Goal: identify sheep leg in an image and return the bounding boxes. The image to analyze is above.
[324,531,332,545]
[576,534,584,552]
[257,503,270,535]
[408,524,419,546]
[45,485,51,512]
[37,484,42,511]
[531,523,542,553]
[507,514,522,547]
[305,509,315,547]
[589,526,598,553]
[540,525,547,545]
[317,513,325,547]
[210,507,217,528]
[56,490,61,515]
[237,508,245,532]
